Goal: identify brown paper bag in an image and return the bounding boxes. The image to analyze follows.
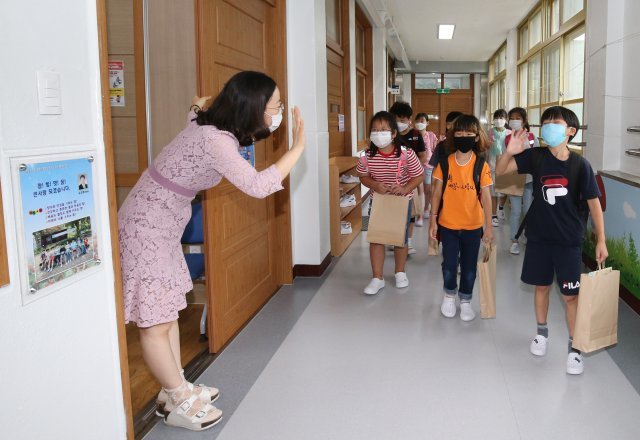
[428,238,439,256]
[572,265,620,353]
[494,173,526,196]
[477,243,496,319]
[411,189,424,218]
[367,193,410,247]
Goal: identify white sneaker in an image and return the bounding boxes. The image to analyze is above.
[567,352,584,375]
[340,195,356,208]
[340,221,352,235]
[395,272,409,288]
[408,244,417,255]
[510,242,520,255]
[423,211,430,219]
[460,302,475,321]
[530,335,548,356]
[497,208,505,220]
[441,295,457,318]
[340,174,360,184]
[491,217,500,227]
[364,278,385,295]
[415,217,424,227]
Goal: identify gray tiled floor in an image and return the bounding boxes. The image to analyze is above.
[146,222,640,440]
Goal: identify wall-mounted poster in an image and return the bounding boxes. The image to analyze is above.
[108,60,125,107]
[16,157,100,299]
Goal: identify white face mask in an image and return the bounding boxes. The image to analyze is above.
[266,109,283,132]
[370,131,393,148]
[415,122,428,131]
[493,118,505,129]
[509,119,523,131]
[397,121,410,132]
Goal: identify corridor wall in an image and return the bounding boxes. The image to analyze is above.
[0,1,126,438]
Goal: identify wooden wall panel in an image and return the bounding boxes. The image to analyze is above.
[0,186,9,288]
[147,0,197,159]
[106,0,134,54]
[112,117,140,174]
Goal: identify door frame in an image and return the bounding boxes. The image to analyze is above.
[96,0,135,437]
[194,0,293,354]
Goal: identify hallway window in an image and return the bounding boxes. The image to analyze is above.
[515,0,586,151]
[562,0,584,24]
[444,74,471,90]
[489,42,507,112]
[415,73,441,90]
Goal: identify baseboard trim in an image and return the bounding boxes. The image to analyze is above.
[583,253,640,315]
[293,252,332,278]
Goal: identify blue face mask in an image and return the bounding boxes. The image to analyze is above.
[541,123,568,148]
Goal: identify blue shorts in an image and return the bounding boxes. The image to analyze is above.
[521,241,582,295]
[424,168,433,185]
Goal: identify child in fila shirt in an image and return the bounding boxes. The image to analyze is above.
[357,111,424,295]
[429,114,494,322]
[496,105,608,375]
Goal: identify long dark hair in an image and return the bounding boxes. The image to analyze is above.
[508,107,531,131]
[443,114,490,155]
[195,71,276,146]
[367,111,401,158]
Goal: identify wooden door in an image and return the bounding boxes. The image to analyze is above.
[196,0,292,353]
[326,0,351,157]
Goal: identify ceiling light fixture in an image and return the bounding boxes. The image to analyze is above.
[438,24,455,40]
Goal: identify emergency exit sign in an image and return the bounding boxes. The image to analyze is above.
[436,88,450,94]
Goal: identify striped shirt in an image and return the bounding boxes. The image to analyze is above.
[357,147,424,198]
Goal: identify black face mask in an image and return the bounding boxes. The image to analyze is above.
[454,136,476,153]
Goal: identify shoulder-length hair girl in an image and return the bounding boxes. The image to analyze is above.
[367,111,402,158]
[507,107,531,131]
[194,71,276,146]
[443,114,490,156]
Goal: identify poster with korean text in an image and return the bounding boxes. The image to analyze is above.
[19,158,99,294]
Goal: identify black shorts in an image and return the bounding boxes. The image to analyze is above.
[521,241,582,296]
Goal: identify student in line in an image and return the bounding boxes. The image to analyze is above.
[496,106,608,375]
[389,102,426,255]
[429,114,494,321]
[504,107,539,254]
[415,112,438,223]
[428,111,464,170]
[488,109,510,227]
[357,111,424,295]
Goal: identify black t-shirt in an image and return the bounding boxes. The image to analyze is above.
[398,129,425,155]
[429,141,446,168]
[514,148,600,246]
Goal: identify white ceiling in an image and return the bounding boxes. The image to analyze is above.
[383,0,539,62]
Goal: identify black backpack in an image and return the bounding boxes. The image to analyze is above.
[515,148,588,240]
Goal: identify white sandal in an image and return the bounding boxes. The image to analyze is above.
[156,382,220,417]
[163,394,223,431]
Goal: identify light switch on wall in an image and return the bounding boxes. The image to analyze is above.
[37,71,62,115]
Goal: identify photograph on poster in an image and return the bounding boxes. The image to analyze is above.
[32,216,94,283]
[19,157,100,294]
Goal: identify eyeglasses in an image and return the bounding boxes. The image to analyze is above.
[266,102,285,113]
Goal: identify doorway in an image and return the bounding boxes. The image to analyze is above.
[98,0,292,436]
[411,73,475,137]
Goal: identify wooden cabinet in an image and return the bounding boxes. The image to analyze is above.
[329,156,363,256]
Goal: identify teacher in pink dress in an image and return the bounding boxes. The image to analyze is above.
[118,71,305,431]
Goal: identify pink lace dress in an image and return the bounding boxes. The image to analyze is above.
[118,113,283,327]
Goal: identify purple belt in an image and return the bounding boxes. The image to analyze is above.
[147,164,197,198]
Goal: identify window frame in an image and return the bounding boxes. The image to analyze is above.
[488,41,508,112]
[515,0,586,152]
